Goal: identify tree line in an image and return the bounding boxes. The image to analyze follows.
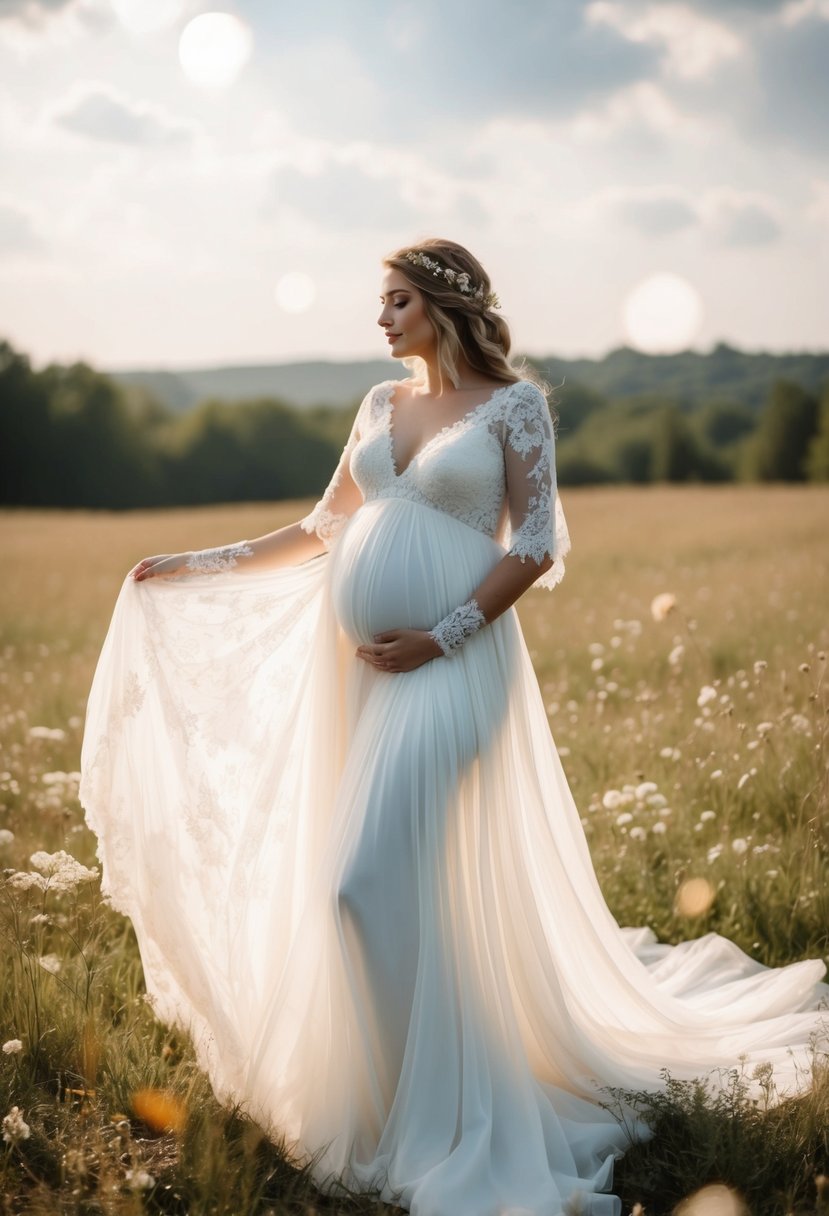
[1,338,828,510]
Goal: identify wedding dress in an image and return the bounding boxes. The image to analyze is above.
[79,377,828,1216]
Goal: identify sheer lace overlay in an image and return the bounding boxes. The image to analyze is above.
[300,378,569,589]
[185,542,254,573]
[429,597,486,657]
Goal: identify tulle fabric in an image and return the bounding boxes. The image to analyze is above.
[80,496,829,1216]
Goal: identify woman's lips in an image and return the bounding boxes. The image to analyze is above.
[387,333,401,342]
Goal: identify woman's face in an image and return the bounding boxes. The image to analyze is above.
[377,266,436,361]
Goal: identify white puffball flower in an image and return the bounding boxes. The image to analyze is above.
[650,593,677,622]
[668,643,685,666]
[2,1040,23,1055]
[602,790,623,810]
[697,685,717,708]
[629,826,647,842]
[38,953,61,974]
[616,812,634,827]
[731,838,749,855]
[651,821,668,834]
[2,1106,31,1144]
[0,829,14,846]
[635,781,658,799]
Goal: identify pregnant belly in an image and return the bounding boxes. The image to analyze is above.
[329,497,501,648]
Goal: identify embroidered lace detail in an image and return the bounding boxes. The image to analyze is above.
[185,542,254,574]
[300,507,349,548]
[429,597,486,658]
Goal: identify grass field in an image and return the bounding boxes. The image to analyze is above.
[1,486,828,1215]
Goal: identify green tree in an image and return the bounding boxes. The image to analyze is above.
[746,379,819,481]
[806,383,829,481]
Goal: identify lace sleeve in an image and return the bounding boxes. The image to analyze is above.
[502,382,571,591]
[299,387,369,548]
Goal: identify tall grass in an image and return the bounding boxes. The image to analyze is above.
[1,486,827,1214]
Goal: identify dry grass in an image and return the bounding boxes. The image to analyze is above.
[1,485,828,1215]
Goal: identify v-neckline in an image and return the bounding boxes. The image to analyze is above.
[382,379,517,480]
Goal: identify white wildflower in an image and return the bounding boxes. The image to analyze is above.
[731,838,749,855]
[753,660,767,674]
[27,726,66,742]
[650,593,676,622]
[616,812,634,827]
[591,657,604,672]
[28,849,99,892]
[7,872,48,892]
[707,844,724,863]
[0,829,14,846]
[790,714,811,735]
[124,1167,156,1189]
[658,806,673,817]
[588,643,604,656]
[659,746,681,761]
[736,773,752,791]
[38,953,61,974]
[647,792,668,808]
[635,781,658,799]
[602,790,623,810]
[697,685,717,708]
[700,810,716,822]
[651,821,667,834]
[756,721,773,735]
[710,769,723,779]
[668,644,685,667]
[2,1106,31,1144]
[2,1040,23,1055]
[629,826,647,842]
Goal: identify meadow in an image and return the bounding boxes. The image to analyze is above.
[1,486,828,1215]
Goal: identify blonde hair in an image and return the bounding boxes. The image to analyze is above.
[382,237,557,410]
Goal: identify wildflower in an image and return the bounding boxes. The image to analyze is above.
[706,844,724,863]
[2,1106,31,1144]
[710,769,723,779]
[731,838,749,855]
[124,1168,156,1189]
[647,792,668,808]
[616,812,634,827]
[7,871,48,892]
[28,850,99,892]
[650,593,676,622]
[668,643,684,666]
[736,773,752,791]
[635,781,658,799]
[591,658,603,672]
[629,827,647,842]
[659,746,680,761]
[602,790,623,810]
[27,726,66,742]
[790,714,811,735]
[2,1040,23,1055]
[756,722,773,735]
[588,643,604,656]
[0,829,14,846]
[697,685,717,708]
[753,660,767,674]
[798,662,810,673]
[38,953,62,974]
[651,821,667,834]
[700,810,716,822]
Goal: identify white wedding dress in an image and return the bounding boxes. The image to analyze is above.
[80,378,828,1216]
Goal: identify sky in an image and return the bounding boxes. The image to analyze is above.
[1,0,828,372]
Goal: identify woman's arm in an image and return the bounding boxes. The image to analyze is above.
[131,386,373,582]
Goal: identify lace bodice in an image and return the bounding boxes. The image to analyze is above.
[300,379,570,590]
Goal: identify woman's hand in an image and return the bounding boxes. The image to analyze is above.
[129,553,193,582]
[356,629,443,674]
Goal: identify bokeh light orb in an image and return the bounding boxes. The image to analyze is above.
[675,876,715,919]
[274,272,316,314]
[622,272,703,354]
[178,13,253,89]
[111,0,185,34]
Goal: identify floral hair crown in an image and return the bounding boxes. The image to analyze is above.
[404,250,500,310]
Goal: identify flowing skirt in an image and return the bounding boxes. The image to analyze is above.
[80,497,829,1216]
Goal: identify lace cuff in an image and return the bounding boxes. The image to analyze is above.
[185,542,254,574]
[428,598,487,658]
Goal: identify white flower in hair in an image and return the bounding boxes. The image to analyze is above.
[404,249,500,310]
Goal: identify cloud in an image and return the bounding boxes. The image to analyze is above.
[270,160,416,231]
[0,198,41,251]
[585,2,744,78]
[50,82,196,146]
[747,12,829,154]
[705,194,782,245]
[614,191,698,234]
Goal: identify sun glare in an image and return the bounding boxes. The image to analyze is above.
[274,272,316,314]
[178,12,253,89]
[622,272,703,354]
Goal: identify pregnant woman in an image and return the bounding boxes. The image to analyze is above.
[80,237,828,1216]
